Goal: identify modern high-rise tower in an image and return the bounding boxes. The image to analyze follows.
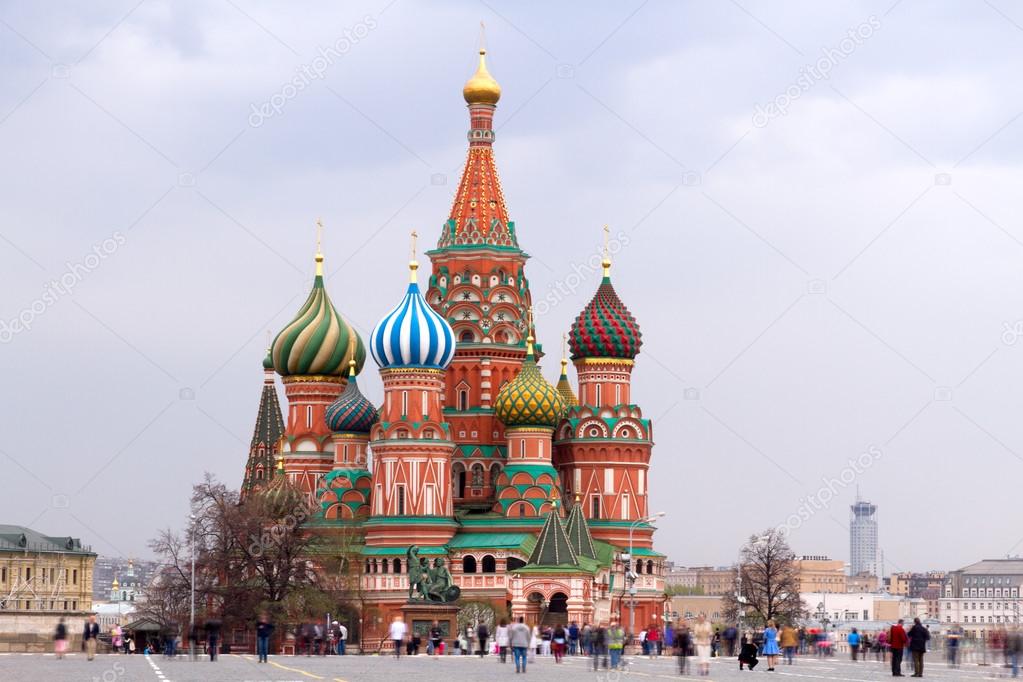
[850,497,880,576]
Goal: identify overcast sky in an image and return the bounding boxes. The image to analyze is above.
[2,1,1023,574]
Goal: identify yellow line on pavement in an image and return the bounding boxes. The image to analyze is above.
[268,660,325,679]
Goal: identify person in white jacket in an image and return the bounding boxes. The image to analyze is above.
[529,625,540,662]
[495,619,510,663]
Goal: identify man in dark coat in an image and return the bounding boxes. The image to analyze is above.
[888,619,908,677]
[906,618,930,677]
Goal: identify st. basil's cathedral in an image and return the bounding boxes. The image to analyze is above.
[241,44,665,644]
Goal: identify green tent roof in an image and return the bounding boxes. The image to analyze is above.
[564,500,598,560]
[527,508,577,567]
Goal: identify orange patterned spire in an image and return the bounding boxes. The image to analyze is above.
[438,39,517,250]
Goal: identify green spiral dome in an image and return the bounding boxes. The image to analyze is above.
[271,255,366,377]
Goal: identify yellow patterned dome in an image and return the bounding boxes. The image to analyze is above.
[495,337,565,428]
[463,49,501,105]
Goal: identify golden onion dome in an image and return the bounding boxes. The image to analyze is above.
[495,335,565,429]
[463,49,501,105]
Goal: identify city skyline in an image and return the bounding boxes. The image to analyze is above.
[3,1,1023,573]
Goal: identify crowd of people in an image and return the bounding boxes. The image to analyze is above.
[55,611,1023,678]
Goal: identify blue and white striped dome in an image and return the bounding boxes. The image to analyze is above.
[370,263,456,370]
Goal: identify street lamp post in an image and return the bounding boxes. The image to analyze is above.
[626,511,665,653]
[189,513,196,662]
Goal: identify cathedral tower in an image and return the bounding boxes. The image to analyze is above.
[270,226,366,496]
[425,45,532,511]
[554,232,653,547]
[365,240,459,547]
[241,348,285,498]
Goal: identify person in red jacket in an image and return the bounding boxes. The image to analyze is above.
[888,619,908,677]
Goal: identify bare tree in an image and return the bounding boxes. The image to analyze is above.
[722,528,806,627]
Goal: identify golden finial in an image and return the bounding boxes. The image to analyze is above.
[601,224,611,278]
[409,229,419,283]
[463,25,501,105]
[575,491,581,503]
[275,454,285,473]
[348,359,357,377]
[265,329,271,353]
[525,306,535,356]
[561,333,569,373]
[315,217,325,276]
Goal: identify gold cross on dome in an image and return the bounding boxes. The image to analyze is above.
[315,217,324,253]
[602,224,610,260]
[410,230,418,260]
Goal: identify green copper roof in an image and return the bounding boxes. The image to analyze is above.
[456,444,506,458]
[447,533,536,552]
[564,500,598,560]
[527,507,577,567]
[360,546,448,556]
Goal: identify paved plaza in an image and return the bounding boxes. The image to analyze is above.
[0,651,1017,682]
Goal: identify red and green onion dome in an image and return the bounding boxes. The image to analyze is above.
[271,252,366,378]
[495,337,566,428]
[325,361,378,434]
[568,260,642,360]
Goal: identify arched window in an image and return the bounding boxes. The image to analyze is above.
[458,388,469,411]
[481,555,497,573]
[393,558,401,574]
[471,463,484,487]
[646,560,654,575]
[365,559,371,574]
[382,559,389,574]
[371,560,378,574]
[460,330,474,343]
[462,556,477,573]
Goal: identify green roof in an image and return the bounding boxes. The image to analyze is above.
[627,547,666,557]
[564,501,598,560]
[527,509,577,567]
[0,525,94,555]
[447,533,536,552]
[455,444,506,458]
[360,546,448,556]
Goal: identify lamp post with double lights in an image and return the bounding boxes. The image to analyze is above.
[189,513,196,661]
[624,511,665,652]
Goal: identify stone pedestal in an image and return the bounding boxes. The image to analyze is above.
[401,602,460,651]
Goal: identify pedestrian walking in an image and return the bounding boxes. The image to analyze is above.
[256,613,274,663]
[83,615,100,661]
[529,624,539,662]
[693,613,713,676]
[849,627,861,661]
[674,621,691,675]
[204,619,221,662]
[477,621,489,658]
[889,619,908,677]
[591,622,608,671]
[54,618,68,659]
[907,617,929,677]
[495,619,509,662]
[780,622,798,665]
[428,620,443,657]
[389,615,406,658]
[509,617,531,673]
[608,621,625,669]
[945,625,960,668]
[1006,626,1022,678]
[877,628,888,662]
[723,624,738,657]
[568,621,579,655]
[762,619,780,671]
[552,624,566,662]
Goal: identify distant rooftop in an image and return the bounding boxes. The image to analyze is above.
[0,525,94,555]
[955,558,1023,575]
